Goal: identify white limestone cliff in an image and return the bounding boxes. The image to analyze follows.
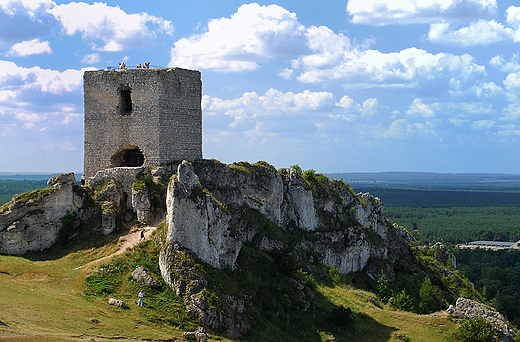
[161,160,410,275]
[0,173,78,254]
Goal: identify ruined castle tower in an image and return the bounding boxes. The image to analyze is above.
[83,68,202,178]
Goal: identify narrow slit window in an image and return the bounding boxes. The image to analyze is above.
[119,86,132,115]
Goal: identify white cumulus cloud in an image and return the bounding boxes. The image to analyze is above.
[426,6,520,46]
[382,118,435,140]
[293,46,486,93]
[81,53,101,64]
[428,20,511,46]
[204,88,334,120]
[0,0,58,44]
[471,119,496,130]
[0,60,93,133]
[407,98,435,117]
[7,38,52,56]
[169,3,309,71]
[49,2,173,51]
[346,0,497,26]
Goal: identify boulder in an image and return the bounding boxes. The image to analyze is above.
[108,298,128,308]
[132,266,161,289]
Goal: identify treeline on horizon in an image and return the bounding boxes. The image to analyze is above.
[349,186,520,245]
[329,171,520,185]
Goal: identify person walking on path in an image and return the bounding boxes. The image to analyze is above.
[139,229,145,242]
[138,290,144,306]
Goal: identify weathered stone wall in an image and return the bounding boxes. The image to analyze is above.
[84,68,202,178]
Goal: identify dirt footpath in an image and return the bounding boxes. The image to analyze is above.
[74,225,158,270]
[115,225,157,255]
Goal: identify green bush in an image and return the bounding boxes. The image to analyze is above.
[455,316,499,342]
[328,265,342,285]
[84,261,127,297]
[58,212,76,246]
[376,272,393,304]
[418,277,445,314]
[390,289,414,312]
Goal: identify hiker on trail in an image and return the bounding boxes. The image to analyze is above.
[138,290,144,306]
[80,174,85,186]
[447,303,454,314]
[140,229,145,242]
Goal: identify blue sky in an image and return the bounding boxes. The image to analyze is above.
[1,0,520,174]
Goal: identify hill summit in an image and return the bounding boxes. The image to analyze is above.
[0,159,517,341]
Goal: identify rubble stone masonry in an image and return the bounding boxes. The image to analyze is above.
[83,67,202,178]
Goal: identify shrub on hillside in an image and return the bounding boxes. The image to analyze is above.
[418,277,444,314]
[376,272,393,304]
[455,316,499,342]
[390,289,414,312]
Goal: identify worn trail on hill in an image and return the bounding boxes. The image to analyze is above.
[74,225,157,270]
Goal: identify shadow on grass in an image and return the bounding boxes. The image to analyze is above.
[21,230,123,262]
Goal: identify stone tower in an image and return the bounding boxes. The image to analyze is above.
[83,67,202,178]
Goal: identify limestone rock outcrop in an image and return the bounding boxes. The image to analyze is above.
[159,159,417,337]
[0,173,79,255]
[163,159,412,275]
[163,161,241,270]
[0,167,160,255]
[159,244,250,338]
[132,266,161,289]
[453,297,517,342]
[132,187,152,225]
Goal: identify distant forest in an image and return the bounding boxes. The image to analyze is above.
[345,186,520,245]
[328,171,520,189]
[0,180,53,205]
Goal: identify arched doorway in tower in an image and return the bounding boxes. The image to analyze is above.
[110,143,145,167]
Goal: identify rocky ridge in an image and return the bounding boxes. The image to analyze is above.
[0,167,160,255]
[158,159,416,335]
[160,159,413,275]
[453,297,517,342]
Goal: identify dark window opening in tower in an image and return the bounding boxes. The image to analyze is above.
[119,86,132,115]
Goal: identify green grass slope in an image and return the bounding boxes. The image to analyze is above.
[0,222,465,342]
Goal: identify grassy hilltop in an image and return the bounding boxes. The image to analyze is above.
[0,220,469,342]
[0,169,507,342]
